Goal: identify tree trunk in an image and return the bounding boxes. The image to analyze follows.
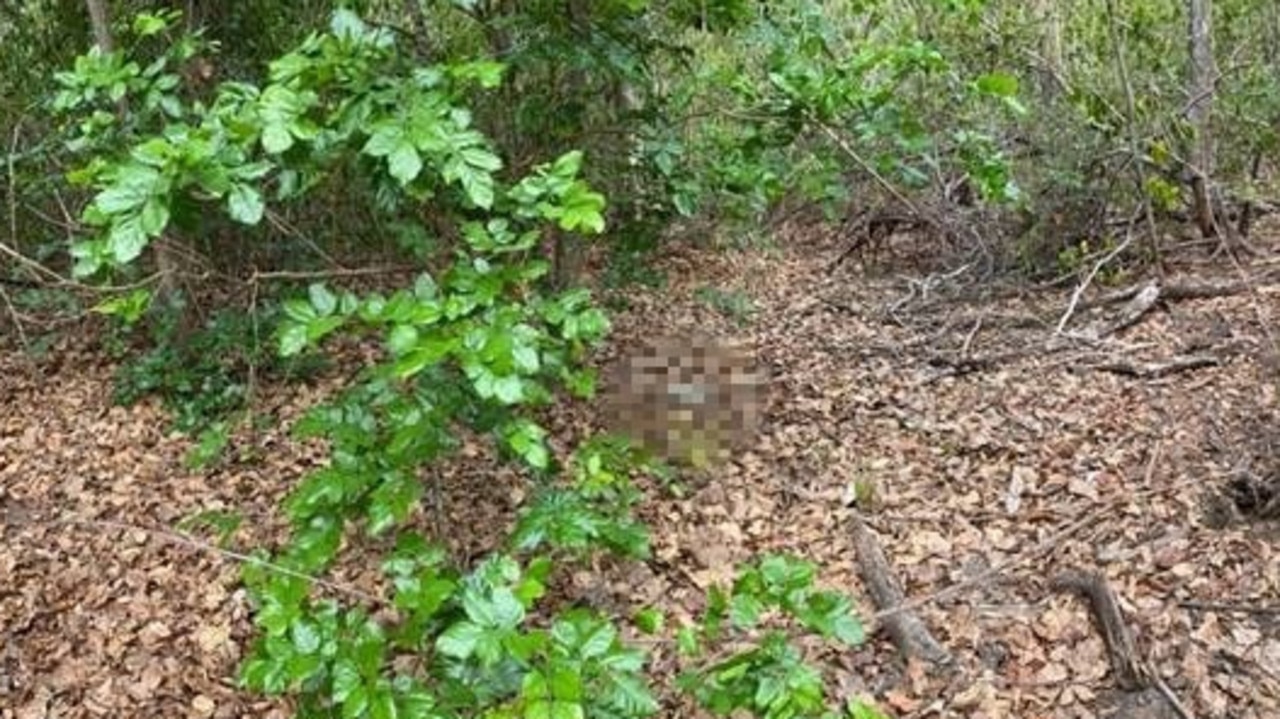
[1187,0,1217,238]
[84,0,112,52]
[1033,0,1066,100]
[550,0,592,289]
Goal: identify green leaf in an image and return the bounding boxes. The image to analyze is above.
[848,698,891,719]
[283,298,317,323]
[458,163,495,209]
[278,323,309,356]
[367,472,424,535]
[331,659,361,701]
[461,146,503,173]
[341,684,370,718]
[131,138,171,167]
[504,420,549,470]
[362,124,402,158]
[577,621,617,660]
[139,197,170,236]
[330,8,368,39]
[436,621,484,659]
[227,183,265,225]
[108,215,148,264]
[831,612,864,646]
[676,626,700,656]
[262,124,293,154]
[551,151,584,178]
[392,338,452,378]
[511,343,540,373]
[309,283,338,316]
[552,702,584,719]
[305,316,345,343]
[258,84,309,154]
[96,165,163,214]
[975,71,1019,98]
[413,273,438,300]
[393,575,456,617]
[494,375,524,404]
[634,608,664,635]
[549,667,583,701]
[729,594,764,628]
[516,563,550,606]
[451,60,506,89]
[132,12,170,36]
[526,700,551,719]
[290,619,322,654]
[607,674,659,715]
[368,688,398,719]
[464,587,525,630]
[387,324,419,355]
[183,422,232,470]
[396,682,438,719]
[524,672,550,701]
[388,142,424,185]
[562,368,596,399]
[232,161,274,181]
[91,288,152,324]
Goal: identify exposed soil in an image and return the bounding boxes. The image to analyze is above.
[3,221,1279,718]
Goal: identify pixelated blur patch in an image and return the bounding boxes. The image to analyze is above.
[603,335,766,467]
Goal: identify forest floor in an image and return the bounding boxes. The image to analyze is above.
[3,219,1280,718]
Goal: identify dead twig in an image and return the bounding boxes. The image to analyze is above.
[869,510,1099,623]
[7,120,20,259]
[1089,354,1219,379]
[249,266,419,282]
[888,264,973,316]
[960,315,983,358]
[810,116,920,218]
[1053,228,1136,337]
[1177,600,1280,616]
[24,511,386,607]
[0,281,42,382]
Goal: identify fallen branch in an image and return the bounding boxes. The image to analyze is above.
[1176,600,1280,617]
[849,510,952,665]
[871,511,1099,622]
[923,348,1033,380]
[1078,273,1280,314]
[249,265,420,282]
[1054,226,1137,337]
[1087,280,1161,339]
[1089,354,1219,378]
[8,508,386,607]
[1053,570,1193,719]
[1053,571,1151,690]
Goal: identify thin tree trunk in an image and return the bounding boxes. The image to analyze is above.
[1187,0,1217,238]
[551,0,592,289]
[1105,0,1163,269]
[85,0,112,52]
[1033,0,1066,100]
